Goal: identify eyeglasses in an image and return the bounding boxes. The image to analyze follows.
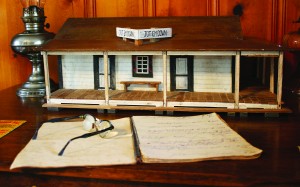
[31,114,114,156]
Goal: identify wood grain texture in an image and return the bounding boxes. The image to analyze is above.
[0,0,86,91]
[280,0,300,44]
[0,0,31,90]
[45,0,86,84]
[155,0,208,16]
[0,85,298,186]
[47,87,280,110]
[93,0,145,17]
[0,0,299,91]
[221,0,274,41]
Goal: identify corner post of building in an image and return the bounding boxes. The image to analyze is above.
[42,51,51,101]
[277,51,284,109]
[234,51,241,109]
[104,51,109,105]
[163,51,167,107]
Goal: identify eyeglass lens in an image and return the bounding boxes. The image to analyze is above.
[82,114,96,131]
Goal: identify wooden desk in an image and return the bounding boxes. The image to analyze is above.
[0,86,299,186]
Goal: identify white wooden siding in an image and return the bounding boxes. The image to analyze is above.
[62,55,94,89]
[61,55,231,92]
[194,56,232,93]
[115,55,165,91]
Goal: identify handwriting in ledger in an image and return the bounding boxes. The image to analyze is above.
[133,113,262,160]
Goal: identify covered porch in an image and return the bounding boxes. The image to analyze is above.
[46,86,281,112]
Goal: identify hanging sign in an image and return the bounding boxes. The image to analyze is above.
[116,27,172,40]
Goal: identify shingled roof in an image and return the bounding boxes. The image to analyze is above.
[42,16,280,52]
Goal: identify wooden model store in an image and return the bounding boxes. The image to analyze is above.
[41,16,289,113]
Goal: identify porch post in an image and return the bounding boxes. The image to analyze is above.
[277,51,283,109]
[163,51,167,107]
[234,51,241,109]
[104,52,109,105]
[42,51,50,101]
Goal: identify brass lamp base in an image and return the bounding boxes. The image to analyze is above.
[17,82,46,97]
[15,53,56,98]
[15,53,47,97]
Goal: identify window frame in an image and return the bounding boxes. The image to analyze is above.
[132,55,153,78]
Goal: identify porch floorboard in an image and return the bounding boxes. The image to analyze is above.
[50,86,278,106]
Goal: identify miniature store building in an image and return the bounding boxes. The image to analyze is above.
[41,16,288,113]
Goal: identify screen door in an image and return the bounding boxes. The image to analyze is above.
[94,56,115,90]
[170,56,193,91]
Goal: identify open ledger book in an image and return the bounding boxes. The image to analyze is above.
[11,113,262,169]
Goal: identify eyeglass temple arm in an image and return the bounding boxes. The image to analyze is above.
[48,115,86,122]
[58,125,114,156]
[32,115,85,140]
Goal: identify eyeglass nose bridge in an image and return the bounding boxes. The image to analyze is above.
[32,114,93,140]
[96,120,114,138]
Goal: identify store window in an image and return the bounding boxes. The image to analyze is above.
[132,55,153,77]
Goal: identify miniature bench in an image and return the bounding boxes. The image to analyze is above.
[120,81,161,92]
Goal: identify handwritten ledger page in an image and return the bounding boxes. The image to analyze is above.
[132,113,262,163]
[10,117,136,169]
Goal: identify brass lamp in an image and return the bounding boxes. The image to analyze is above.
[11,0,55,97]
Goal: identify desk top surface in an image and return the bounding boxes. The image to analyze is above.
[0,86,299,186]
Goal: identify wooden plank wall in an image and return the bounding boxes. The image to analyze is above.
[0,0,299,91]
